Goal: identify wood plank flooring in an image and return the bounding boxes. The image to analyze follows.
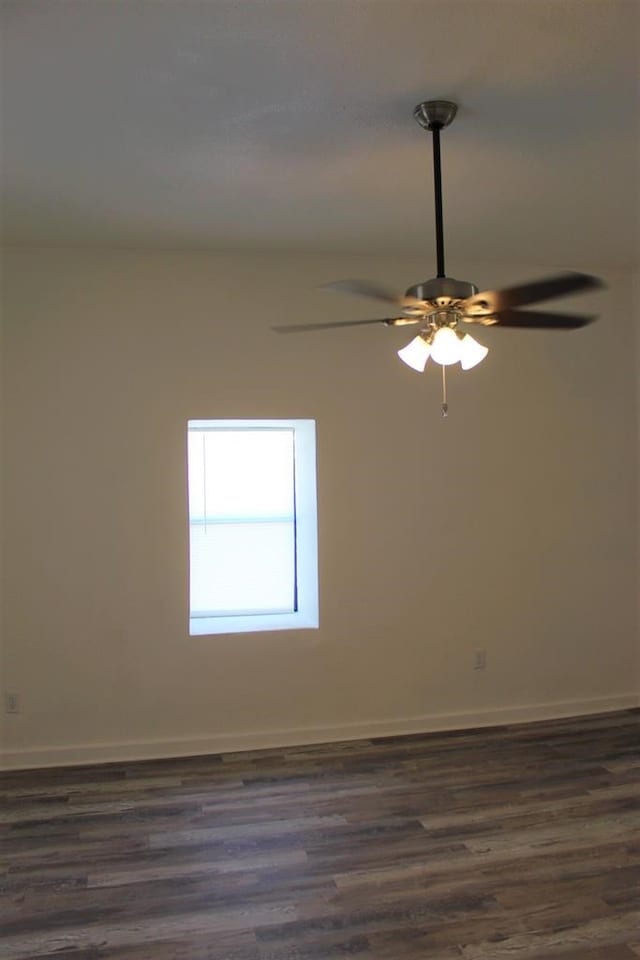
[1,710,639,959]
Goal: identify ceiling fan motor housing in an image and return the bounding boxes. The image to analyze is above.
[406,276,478,304]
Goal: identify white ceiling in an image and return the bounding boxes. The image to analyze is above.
[1,0,639,267]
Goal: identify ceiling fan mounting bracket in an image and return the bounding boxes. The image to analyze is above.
[413,100,458,131]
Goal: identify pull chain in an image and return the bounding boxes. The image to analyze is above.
[441,364,448,417]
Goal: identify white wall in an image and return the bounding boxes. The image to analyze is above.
[1,249,638,768]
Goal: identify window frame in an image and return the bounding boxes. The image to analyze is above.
[187,418,319,636]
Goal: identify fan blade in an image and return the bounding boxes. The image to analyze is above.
[464,309,596,329]
[321,278,423,308]
[272,317,417,333]
[462,272,604,316]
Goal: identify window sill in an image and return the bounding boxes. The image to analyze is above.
[189,610,319,636]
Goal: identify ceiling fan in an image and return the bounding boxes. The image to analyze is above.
[273,100,603,412]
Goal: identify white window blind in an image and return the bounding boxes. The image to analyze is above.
[187,420,318,635]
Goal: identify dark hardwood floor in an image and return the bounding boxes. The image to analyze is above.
[2,710,639,959]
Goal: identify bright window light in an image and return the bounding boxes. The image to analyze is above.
[187,419,318,635]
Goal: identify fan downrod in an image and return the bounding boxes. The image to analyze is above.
[413,100,458,131]
[413,100,458,278]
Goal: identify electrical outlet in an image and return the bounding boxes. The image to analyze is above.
[5,692,20,714]
[473,650,487,671]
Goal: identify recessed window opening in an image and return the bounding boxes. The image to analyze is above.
[187,419,318,635]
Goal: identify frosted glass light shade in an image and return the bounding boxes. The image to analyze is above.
[459,334,489,370]
[430,327,463,366]
[397,335,431,372]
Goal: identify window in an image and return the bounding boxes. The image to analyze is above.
[187,419,318,635]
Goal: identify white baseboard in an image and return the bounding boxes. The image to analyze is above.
[2,693,638,770]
